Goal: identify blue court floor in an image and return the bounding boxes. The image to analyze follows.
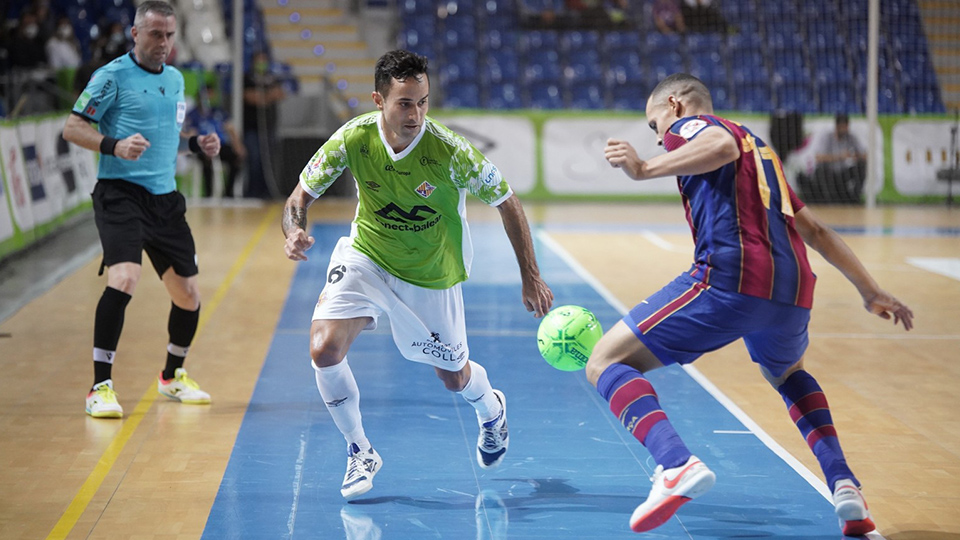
[202,223,858,540]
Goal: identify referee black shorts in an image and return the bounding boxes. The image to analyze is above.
[92,179,199,278]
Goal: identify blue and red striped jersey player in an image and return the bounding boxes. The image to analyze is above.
[592,74,914,536]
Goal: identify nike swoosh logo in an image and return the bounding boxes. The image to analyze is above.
[465,394,485,403]
[663,460,700,489]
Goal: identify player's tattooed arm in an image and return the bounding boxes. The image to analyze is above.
[282,205,308,237]
[282,184,317,261]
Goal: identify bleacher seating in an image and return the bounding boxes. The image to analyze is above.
[391,0,945,113]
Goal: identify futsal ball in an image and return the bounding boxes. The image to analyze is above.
[537,305,603,371]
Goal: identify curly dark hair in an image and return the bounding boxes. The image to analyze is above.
[375,50,429,96]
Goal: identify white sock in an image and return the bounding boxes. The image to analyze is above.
[313,358,370,450]
[459,360,501,422]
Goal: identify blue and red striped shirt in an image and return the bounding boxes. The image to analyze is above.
[663,114,816,308]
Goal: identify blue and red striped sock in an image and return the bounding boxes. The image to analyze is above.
[778,370,857,491]
[597,363,691,470]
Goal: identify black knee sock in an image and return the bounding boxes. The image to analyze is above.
[93,287,132,387]
[163,302,200,380]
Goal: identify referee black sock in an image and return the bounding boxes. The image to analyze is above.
[93,287,132,387]
[163,302,200,380]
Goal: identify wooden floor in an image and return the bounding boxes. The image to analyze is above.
[1,200,958,540]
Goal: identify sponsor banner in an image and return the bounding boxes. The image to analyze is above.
[892,120,957,196]
[431,115,536,194]
[541,116,776,196]
[17,120,58,225]
[0,125,35,232]
[0,138,13,243]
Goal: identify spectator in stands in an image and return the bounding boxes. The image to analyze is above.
[681,0,726,34]
[94,21,131,62]
[30,0,56,42]
[185,84,246,198]
[653,0,686,34]
[9,10,48,69]
[46,16,81,70]
[812,113,866,203]
[242,51,285,199]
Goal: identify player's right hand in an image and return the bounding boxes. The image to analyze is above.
[115,133,150,161]
[285,229,315,262]
[863,289,914,331]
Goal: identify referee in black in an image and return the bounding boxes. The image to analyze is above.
[63,1,221,417]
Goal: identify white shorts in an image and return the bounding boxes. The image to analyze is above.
[312,237,469,371]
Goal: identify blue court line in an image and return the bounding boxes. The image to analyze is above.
[203,223,858,539]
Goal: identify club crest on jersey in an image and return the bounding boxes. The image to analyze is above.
[415,181,436,198]
[680,119,708,139]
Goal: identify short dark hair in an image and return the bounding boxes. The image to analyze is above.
[835,112,850,125]
[649,73,712,109]
[375,50,429,96]
[135,1,176,26]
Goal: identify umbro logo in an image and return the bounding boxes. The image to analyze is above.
[326,397,348,407]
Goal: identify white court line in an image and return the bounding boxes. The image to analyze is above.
[641,230,688,253]
[537,229,887,538]
[907,257,960,282]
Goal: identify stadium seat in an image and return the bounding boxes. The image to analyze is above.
[569,84,605,110]
[606,50,644,85]
[602,31,641,54]
[904,85,945,114]
[610,84,645,111]
[441,25,477,49]
[486,82,522,109]
[736,85,773,112]
[686,33,724,53]
[726,32,763,52]
[524,50,562,83]
[818,83,860,113]
[561,30,600,53]
[443,82,480,108]
[648,52,683,82]
[645,32,682,53]
[528,82,564,109]
[480,29,518,51]
[776,83,816,113]
[689,52,725,85]
[482,50,520,85]
[520,30,560,52]
[565,50,602,84]
[878,88,902,113]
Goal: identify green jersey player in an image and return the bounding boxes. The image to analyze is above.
[281,50,554,500]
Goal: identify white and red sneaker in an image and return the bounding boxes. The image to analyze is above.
[833,478,876,536]
[629,455,716,533]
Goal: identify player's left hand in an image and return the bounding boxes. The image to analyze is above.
[198,133,221,157]
[522,275,554,318]
[863,289,914,331]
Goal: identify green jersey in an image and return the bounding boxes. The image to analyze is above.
[300,112,512,289]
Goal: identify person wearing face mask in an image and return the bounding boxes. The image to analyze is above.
[46,16,82,70]
[10,10,48,69]
[95,21,131,63]
[242,50,285,198]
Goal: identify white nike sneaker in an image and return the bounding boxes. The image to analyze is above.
[833,478,876,536]
[629,455,716,532]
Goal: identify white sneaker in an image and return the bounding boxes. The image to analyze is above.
[477,390,509,469]
[833,478,876,536]
[629,455,716,532]
[157,368,211,404]
[86,380,123,418]
[341,443,382,500]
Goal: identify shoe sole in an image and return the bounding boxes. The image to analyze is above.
[630,467,716,533]
[158,390,211,404]
[841,518,876,536]
[86,408,122,419]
